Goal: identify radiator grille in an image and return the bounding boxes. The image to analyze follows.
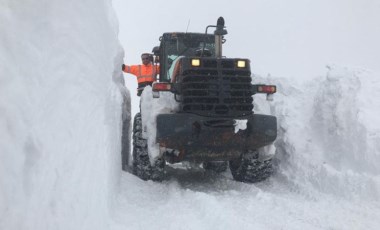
[178,58,253,117]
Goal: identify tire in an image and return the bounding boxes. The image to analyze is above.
[203,161,228,173]
[121,116,130,171]
[229,150,273,183]
[132,113,165,181]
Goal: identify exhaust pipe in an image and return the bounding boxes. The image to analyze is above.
[214,17,228,58]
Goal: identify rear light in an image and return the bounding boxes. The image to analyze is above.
[152,82,172,91]
[257,85,276,94]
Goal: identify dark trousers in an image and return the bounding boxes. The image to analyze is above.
[137,82,153,96]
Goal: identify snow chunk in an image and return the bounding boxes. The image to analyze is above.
[234,119,247,133]
[140,87,179,164]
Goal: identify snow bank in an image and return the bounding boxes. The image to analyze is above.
[267,66,380,201]
[0,1,128,230]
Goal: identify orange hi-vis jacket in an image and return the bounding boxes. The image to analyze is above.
[123,64,159,84]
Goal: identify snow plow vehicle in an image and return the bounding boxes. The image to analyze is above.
[123,17,277,183]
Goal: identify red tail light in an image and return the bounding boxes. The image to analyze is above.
[257,85,276,94]
[152,82,172,91]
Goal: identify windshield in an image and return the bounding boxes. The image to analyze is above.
[161,33,215,81]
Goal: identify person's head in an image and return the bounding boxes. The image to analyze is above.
[141,53,153,65]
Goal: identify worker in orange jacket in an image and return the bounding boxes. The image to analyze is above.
[122,53,160,96]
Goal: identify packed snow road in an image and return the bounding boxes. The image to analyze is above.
[111,164,379,230]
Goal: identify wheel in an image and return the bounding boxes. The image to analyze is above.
[121,115,130,171]
[132,113,165,181]
[229,150,273,183]
[203,161,228,173]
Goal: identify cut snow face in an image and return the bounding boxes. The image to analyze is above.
[266,66,380,201]
[0,1,129,230]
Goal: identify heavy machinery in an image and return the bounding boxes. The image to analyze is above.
[123,17,277,183]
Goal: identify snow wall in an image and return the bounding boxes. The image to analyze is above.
[259,67,380,201]
[0,1,129,229]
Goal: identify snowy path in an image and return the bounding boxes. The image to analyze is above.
[110,166,380,230]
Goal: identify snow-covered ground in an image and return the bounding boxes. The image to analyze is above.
[1,1,380,230]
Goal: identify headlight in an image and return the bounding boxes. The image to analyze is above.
[237,60,246,68]
[191,59,200,66]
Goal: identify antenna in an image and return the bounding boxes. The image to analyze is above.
[186,19,190,33]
